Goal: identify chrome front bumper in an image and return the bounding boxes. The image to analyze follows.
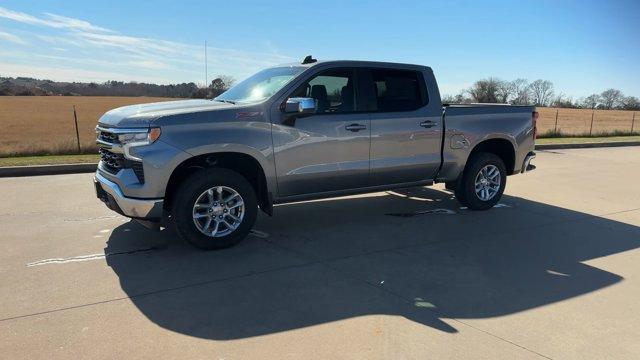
[94,171,163,220]
[521,151,536,173]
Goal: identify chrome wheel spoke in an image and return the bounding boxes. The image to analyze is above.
[224,193,240,203]
[202,217,212,231]
[226,213,241,223]
[228,200,244,209]
[210,220,220,236]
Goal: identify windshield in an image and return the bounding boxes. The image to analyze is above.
[215,66,305,104]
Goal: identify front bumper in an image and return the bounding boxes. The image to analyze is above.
[94,171,163,220]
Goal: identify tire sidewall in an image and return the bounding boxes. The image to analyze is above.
[173,168,257,250]
[460,153,507,210]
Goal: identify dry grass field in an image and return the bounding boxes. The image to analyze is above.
[0,96,174,156]
[537,107,638,136]
[0,96,638,157]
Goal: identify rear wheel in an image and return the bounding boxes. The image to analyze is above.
[172,168,257,250]
[454,152,506,210]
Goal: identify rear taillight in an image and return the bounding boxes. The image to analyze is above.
[532,111,539,139]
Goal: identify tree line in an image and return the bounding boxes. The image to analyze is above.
[443,78,640,110]
[0,75,235,99]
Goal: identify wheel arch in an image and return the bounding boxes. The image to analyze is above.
[165,149,274,216]
[468,136,517,175]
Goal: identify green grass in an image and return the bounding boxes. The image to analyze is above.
[537,129,640,138]
[0,154,100,167]
[536,136,640,145]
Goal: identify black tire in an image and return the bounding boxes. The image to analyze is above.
[172,167,257,250]
[454,152,507,210]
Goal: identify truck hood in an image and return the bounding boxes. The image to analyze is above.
[98,99,238,127]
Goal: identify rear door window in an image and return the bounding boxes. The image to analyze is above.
[370,69,428,112]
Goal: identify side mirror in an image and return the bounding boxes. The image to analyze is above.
[284,97,317,115]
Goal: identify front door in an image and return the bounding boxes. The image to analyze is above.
[271,68,371,197]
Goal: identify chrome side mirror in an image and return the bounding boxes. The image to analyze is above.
[284,97,317,114]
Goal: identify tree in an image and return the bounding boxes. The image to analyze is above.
[528,79,554,106]
[580,94,600,109]
[496,80,515,103]
[551,93,576,108]
[620,96,640,110]
[509,79,531,105]
[600,88,623,109]
[467,78,502,103]
[209,75,236,98]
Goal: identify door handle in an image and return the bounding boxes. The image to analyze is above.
[345,124,367,132]
[419,120,438,128]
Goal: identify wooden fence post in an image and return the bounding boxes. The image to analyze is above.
[632,112,636,134]
[73,105,81,153]
[589,110,595,136]
[554,109,559,132]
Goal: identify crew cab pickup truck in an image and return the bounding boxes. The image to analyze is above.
[94,57,537,249]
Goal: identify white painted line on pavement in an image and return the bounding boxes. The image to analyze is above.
[64,215,119,222]
[27,253,107,267]
[26,247,157,267]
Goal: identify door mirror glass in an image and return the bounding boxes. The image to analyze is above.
[284,97,317,114]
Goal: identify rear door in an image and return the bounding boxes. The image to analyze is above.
[271,67,371,197]
[364,68,443,185]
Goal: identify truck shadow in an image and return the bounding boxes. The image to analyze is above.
[105,187,640,339]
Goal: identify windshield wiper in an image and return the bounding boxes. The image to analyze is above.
[213,99,236,104]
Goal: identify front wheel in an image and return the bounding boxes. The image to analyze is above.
[454,152,507,210]
[172,168,257,250]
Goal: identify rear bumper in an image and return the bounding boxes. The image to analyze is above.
[521,151,536,173]
[94,171,163,220]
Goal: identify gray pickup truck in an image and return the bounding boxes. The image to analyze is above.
[94,57,537,249]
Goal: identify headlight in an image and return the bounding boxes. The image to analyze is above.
[117,127,162,146]
[117,127,161,161]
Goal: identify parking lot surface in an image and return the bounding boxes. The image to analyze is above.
[1,147,639,359]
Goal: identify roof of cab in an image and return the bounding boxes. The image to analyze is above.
[277,59,431,71]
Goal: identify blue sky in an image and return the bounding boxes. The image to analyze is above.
[0,0,639,98]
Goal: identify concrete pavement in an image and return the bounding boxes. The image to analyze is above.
[1,147,639,359]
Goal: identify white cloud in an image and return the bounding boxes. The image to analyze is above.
[43,13,112,33]
[0,6,295,83]
[0,30,26,44]
[0,6,111,33]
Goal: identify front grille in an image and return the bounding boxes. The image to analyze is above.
[99,148,124,174]
[96,127,145,183]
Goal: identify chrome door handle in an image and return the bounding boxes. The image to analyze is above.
[419,120,438,128]
[345,124,367,132]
